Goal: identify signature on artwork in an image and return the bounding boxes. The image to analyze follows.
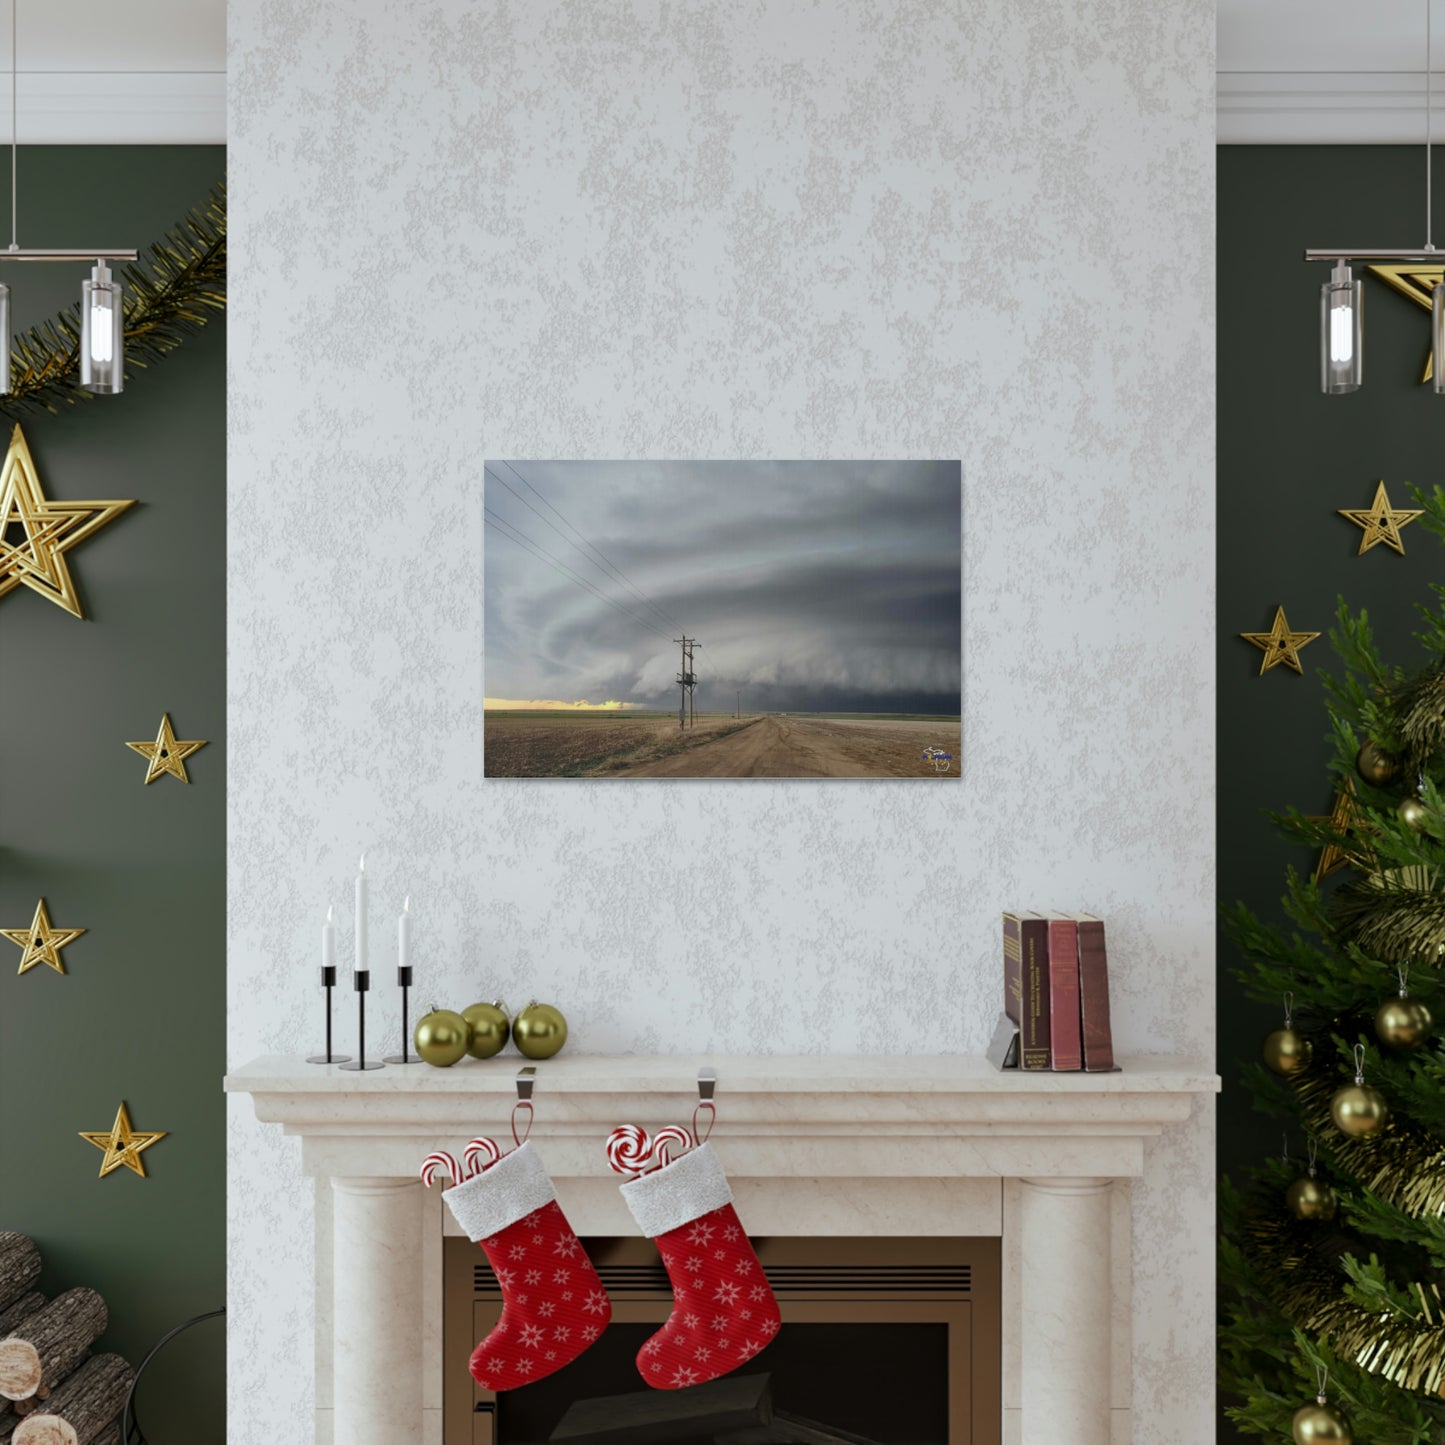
[922,746,954,774]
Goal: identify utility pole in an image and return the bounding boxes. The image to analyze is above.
[736,689,741,719]
[675,636,700,729]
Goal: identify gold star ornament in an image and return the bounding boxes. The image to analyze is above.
[0,423,135,618]
[1310,778,1375,882]
[79,1101,167,1179]
[1338,480,1422,556]
[1240,605,1321,675]
[126,713,208,784]
[2,898,86,975]
[1367,264,1445,382]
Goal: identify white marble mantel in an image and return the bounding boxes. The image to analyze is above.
[226,1054,1217,1445]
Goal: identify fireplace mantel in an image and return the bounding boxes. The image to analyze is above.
[226,1054,1216,1445]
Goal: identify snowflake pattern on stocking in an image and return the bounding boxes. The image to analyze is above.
[468,1200,612,1391]
[641,1201,780,1391]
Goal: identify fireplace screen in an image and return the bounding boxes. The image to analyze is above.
[443,1235,999,1444]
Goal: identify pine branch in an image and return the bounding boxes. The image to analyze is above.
[0,183,226,416]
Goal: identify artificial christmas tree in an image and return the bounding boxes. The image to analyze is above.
[1220,488,1445,1439]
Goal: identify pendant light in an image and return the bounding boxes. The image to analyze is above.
[0,0,135,395]
[1306,0,1445,395]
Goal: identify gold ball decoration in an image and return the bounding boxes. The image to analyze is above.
[1263,1026,1313,1076]
[1375,995,1433,1050]
[1354,740,1400,787]
[414,1007,471,1067]
[1398,796,1433,833]
[1330,1082,1389,1138]
[1292,1401,1352,1444]
[462,1000,511,1059]
[513,1000,568,1059]
[1286,1175,1338,1221]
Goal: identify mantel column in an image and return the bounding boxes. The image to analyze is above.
[332,1177,423,1445]
[1018,1177,1113,1445]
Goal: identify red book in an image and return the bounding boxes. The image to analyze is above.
[1072,913,1115,1072]
[1044,914,1082,1071]
[1003,911,1050,1070]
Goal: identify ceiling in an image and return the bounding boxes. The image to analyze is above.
[1220,0,1445,142]
[1,0,223,143]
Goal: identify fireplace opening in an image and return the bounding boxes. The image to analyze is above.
[443,1236,1000,1444]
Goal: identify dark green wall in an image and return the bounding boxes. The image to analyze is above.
[0,147,224,1443]
[1219,146,1445,1436]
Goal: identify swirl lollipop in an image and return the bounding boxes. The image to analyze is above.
[606,1123,653,1178]
[651,1125,693,1169]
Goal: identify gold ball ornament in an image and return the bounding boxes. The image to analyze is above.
[1375,994,1433,1050]
[461,999,511,1059]
[413,1006,471,1067]
[1330,1082,1389,1137]
[1263,1026,1313,1076]
[1292,1401,1352,1444]
[1285,1174,1338,1221]
[513,1000,568,1059]
[1398,795,1433,833]
[1355,740,1399,787]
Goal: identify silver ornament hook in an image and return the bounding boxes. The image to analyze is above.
[1315,1361,1329,1405]
[1307,1137,1319,1176]
[1282,1131,1291,1164]
[1353,1042,1367,1085]
[1283,991,1295,1027]
[1398,961,1411,998]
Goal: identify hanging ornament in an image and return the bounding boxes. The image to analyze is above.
[1355,739,1400,786]
[1330,1044,1390,1138]
[1285,1137,1338,1221]
[1292,1365,1352,1443]
[1375,963,1433,1050]
[1399,795,1433,833]
[1264,992,1314,1076]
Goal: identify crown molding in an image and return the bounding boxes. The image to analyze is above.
[0,72,224,144]
[1218,71,1445,144]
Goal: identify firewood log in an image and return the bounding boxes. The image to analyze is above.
[0,1241,40,1317]
[10,1354,131,1445]
[550,1372,772,1444]
[0,1301,43,1342]
[0,1291,107,1401]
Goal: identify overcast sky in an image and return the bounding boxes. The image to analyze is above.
[484,460,961,714]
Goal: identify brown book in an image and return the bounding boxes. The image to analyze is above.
[1043,914,1082,1071]
[1002,911,1050,1069]
[1072,913,1115,1071]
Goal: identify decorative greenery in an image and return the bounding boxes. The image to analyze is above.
[1220,485,1445,1438]
[0,183,226,416]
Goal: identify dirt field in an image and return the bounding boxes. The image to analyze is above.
[484,712,960,778]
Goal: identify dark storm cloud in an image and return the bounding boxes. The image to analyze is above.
[484,460,961,713]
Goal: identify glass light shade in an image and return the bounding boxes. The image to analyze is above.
[0,282,10,395]
[1320,261,1362,394]
[1433,282,1445,395]
[80,260,123,394]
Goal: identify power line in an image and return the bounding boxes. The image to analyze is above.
[484,507,674,643]
[497,460,685,633]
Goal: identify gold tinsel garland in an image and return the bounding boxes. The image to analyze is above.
[0,184,226,415]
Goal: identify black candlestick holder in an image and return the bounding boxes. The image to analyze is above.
[338,970,385,1071]
[385,965,421,1063]
[307,966,353,1064]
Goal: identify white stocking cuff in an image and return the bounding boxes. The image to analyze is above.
[620,1142,733,1238]
[441,1141,556,1242]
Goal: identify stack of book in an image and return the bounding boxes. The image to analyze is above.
[991,911,1115,1072]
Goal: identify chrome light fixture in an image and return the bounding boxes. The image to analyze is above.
[0,0,135,395]
[1307,0,1445,395]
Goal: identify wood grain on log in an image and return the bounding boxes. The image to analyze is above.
[0,1290,108,1400]
[11,1353,131,1445]
[0,1241,41,1317]
[551,1372,772,1445]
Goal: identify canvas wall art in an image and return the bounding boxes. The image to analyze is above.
[484,460,961,778]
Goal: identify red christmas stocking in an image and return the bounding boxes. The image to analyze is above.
[620,1142,781,1389]
[440,1142,612,1390]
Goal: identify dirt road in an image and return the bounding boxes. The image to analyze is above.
[614,715,959,778]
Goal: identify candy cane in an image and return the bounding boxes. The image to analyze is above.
[606,1124,652,1177]
[651,1125,693,1169]
[463,1136,503,1178]
[420,1150,462,1189]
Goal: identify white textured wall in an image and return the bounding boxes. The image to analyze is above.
[227,2,1216,1440]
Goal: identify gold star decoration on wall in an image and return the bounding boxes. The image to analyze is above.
[79,1101,167,1179]
[1310,778,1374,882]
[1338,480,1422,556]
[1240,605,1321,675]
[0,423,135,618]
[126,713,208,784]
[2,898,86,976]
